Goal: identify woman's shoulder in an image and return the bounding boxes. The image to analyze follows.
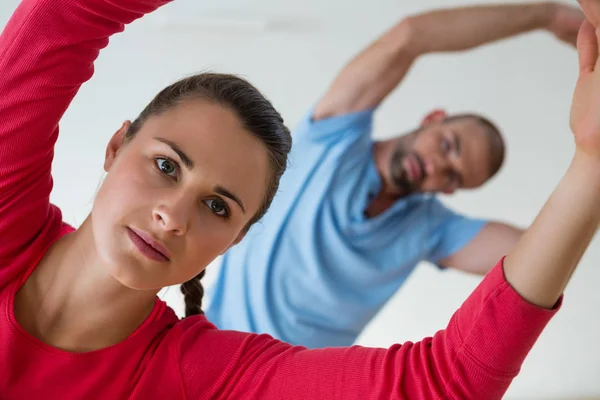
[173,313,280,347]
[0,205,68,289]
[167,314,292,398]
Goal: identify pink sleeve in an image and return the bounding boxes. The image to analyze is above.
[178,259,559,399]
[0,0,171,263]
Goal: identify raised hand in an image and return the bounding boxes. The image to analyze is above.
[571,4,600,156]
[502,3,600,310]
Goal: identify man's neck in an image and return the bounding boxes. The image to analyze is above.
[365,187,411,218]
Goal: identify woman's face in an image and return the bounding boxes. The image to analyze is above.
[92,99,270,290]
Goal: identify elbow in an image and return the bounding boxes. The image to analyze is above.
[386,17,422,57]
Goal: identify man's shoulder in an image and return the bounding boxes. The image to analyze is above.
[292,106,376,145]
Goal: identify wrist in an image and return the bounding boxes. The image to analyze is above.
[569,150,600,190]
[539,1,558,30]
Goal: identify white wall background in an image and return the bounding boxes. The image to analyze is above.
[2,0,599,398]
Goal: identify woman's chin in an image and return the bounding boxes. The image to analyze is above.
[102,249,162,291]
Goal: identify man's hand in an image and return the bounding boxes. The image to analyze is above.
[547,2,585,46]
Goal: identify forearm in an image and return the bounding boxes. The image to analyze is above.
[405,2,556,55]
[313,20,416,119]
[505,151,600,309]
[314,2,558,119]
[0,0,171,260]
[441,222,524,275]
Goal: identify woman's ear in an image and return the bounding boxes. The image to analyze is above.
[104,121,131,172]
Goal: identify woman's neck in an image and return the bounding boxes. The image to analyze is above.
[14,217,159,352]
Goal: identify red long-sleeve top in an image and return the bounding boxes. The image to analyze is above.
[0,0,559,398]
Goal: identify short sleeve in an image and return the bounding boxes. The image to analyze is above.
[293,106,375,145]
[424,198,487,267]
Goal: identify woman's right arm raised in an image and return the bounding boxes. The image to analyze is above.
[180,7,600,399]
[0,0,171,262]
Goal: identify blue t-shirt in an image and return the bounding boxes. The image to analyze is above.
[205,108,486,348]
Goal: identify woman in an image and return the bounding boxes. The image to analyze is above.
[0,0,598,398]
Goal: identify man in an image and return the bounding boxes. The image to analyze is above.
[205,2,583,348]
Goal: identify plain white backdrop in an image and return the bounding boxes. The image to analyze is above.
[1,0,598,398]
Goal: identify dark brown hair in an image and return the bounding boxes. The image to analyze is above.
[445,114,505,179]
[126,73,291,318]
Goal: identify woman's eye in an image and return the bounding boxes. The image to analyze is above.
[156,158,178,178]
[204,198,229,218]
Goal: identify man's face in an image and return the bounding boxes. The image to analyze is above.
[386,112,499,196]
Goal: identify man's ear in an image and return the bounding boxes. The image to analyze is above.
[420,109,448,127]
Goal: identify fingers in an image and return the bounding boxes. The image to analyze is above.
[578,19,598,73]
